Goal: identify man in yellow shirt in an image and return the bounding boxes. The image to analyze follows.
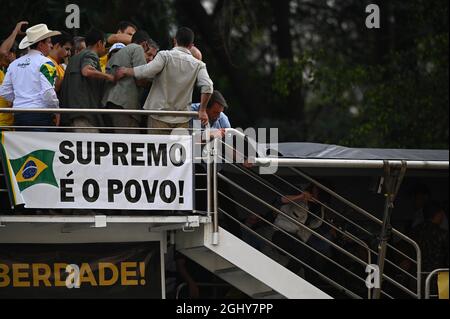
[48,32,73,93]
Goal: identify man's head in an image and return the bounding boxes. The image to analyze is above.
[190,45,203,61]
[86,29,106,56]
[19,24,60,56]
[175,27,195,49]
[29,38,53,56]
[117,21,137,37]
[206,90,229,122]
[423,201,446,224]
[50,32,73,62]
[132,31,159,62]
[72,36,86,55]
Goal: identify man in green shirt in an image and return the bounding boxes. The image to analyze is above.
[60,29,114,133]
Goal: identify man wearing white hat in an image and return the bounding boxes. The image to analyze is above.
[0,24,61,131]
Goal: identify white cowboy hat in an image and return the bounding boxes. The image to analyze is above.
[19,24,61,49]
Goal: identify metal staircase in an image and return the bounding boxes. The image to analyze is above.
[176,223,331,299]
[174,131,424,299]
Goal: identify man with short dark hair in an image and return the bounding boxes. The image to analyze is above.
[0,24,60,131]
[100,21,139,73]
[60,29,114,132]
[115,27,213,135]
[103,30,158,133]
[191,90,231,131]
[107,21,138,46]
[48,32,73,92]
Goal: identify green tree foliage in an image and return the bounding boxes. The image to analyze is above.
[0,0,447,149]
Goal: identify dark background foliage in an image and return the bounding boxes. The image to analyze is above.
[1,0,448,148]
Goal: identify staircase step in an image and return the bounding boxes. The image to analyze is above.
[214,267,241,275]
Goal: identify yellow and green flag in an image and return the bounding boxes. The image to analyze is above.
[10,150,58,192]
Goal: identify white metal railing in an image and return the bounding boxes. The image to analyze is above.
[210,134,447,299]
[425,269,449,299]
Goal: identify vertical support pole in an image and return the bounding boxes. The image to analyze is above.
[373,161,407,299]
[206,134,212,218]
[212,137,220,245]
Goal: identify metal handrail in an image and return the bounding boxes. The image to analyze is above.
[288,167,422,298]
[218,207,362,299]
[0,108,199,117]
[218,174,417,298]
[228,161,418,283]
[218,174,368,268]
[216,139,420,298]
[425,269,449,299]
[255,157,449,170]
[218,191,370,295]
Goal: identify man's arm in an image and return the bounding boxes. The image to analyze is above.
[198,93,211,126]
[107,33,133,46]
[280,192,313,205]
[39,63,59,109]
[81,52,115,82]
[0,21,28,58]
[115,52,165,81]
[82,65,114,82]
[0,71,15,102]
[196,64,214,126]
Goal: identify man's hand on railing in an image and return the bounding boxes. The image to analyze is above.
[210,128,225,139]
[243,160,254,169]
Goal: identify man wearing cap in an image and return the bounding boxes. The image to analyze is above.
[102,31,158,133]
[0,24,60,131]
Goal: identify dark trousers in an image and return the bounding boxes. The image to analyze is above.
[14,113,55,132]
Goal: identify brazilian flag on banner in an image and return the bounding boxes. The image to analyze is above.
[9,150,58,192]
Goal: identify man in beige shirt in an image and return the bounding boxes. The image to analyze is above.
[115,27,213,134]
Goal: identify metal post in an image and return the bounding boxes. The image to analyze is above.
[206,136,212,218]
[373,161,407,299]
[212,138,220,245]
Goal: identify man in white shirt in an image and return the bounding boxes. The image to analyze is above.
[0,24,60,131]
[115,27,213,135]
